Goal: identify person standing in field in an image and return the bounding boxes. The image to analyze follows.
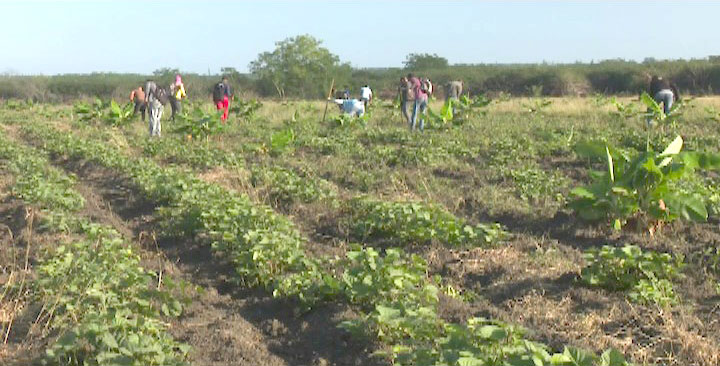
[360,85,373,109]
[445,80,463,114]
[129,85,146,122]
[213,76,232,122]
[168,74,186,121]
[144,79,165,137]
[398,76,413,125]
[408,73,429,132]
[446,80,463,102]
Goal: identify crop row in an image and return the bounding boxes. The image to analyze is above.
[0,134,188,365]
[16,121,633,365]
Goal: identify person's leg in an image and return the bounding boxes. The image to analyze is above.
[401,100,410,124]
[411,100,419,131]
[134,101,141,116]
[222,96,230,121]
[664,91,674,114]
[140,103,146,122]
[169,96,177,121]
[419,99,428,131]
[157,105,163,136]
[148,105,155,135]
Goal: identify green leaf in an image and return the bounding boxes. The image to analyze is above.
[101,331,119,349]
[606,146,614,182]
[478,325,507,341]
[600,348,628,366]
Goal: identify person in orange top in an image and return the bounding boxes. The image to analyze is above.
[130,86,147,121]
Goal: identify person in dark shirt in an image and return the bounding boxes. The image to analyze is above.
[213,76,233,122]
[648,75,680,115]
[397,77,412,124]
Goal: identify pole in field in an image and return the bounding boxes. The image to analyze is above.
[322,78,335,122]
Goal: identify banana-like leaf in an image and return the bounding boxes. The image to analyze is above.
[606,146,614,182]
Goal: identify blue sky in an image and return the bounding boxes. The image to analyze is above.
[1,1,719,75]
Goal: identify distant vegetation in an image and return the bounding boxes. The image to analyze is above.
[3,34,720,101]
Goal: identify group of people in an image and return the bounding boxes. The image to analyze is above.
[130,75,232,137]
[331,84,374,117]
[128,71,679,138]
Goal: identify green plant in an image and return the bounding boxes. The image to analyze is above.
[609,97,640,120]
[229,97,262,121]
[349,198,505,247]
[73,98,105,122]
[582,245,684,307]
[570,136,720,230]
[174,105,225,140]
[105,99,134,127]
[251,165,336,205]
[269,127,295,155]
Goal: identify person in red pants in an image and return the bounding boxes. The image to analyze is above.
[212,76,232,122]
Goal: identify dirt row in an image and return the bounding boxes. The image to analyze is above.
[0,151,379,365]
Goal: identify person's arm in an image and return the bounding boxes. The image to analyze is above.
[130,90,136,102]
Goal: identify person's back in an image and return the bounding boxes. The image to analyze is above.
[411,76,427,101]
[360,86,372,100]
[446,81,462,100]
[145,80,158,103]
[131,86,145,102]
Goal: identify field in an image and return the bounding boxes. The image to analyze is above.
[1,94,720,366]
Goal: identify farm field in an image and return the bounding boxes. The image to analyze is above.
[1,95,720,366]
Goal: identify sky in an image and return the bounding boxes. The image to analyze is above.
[1,1,719,75]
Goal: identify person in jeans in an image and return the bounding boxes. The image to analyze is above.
[129,85,146,121]
[144,79,166,137]
[408,73,428,131]
[168,74,186,121]
[649,75,679,114]
[213,76,232,122]
[646,75,680,126]
[397,77,413,124]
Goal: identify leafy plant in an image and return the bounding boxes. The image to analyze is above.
[570,136,720,230]
[609,97,640,120]
[73,98,105,122]
[105,99,134,127]
[174,105,225,141]
[331,112,368,128]
[269,127,295,155]
[229,97,262,122]
[582,244,684,307]
[251,165,336,205]
[349,198,506,247]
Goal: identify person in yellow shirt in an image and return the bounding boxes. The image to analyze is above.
[168,74,186,121]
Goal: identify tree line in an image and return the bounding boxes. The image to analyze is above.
[3,35,720,102]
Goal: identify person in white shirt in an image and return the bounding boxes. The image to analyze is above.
[332,98,365,117]
[360,85,373,109]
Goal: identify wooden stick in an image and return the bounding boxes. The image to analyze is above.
[322,78,335,122]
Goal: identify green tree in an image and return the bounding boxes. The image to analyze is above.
[403,53,449,70]
[249,35,349,98]
[153,67,180,77]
